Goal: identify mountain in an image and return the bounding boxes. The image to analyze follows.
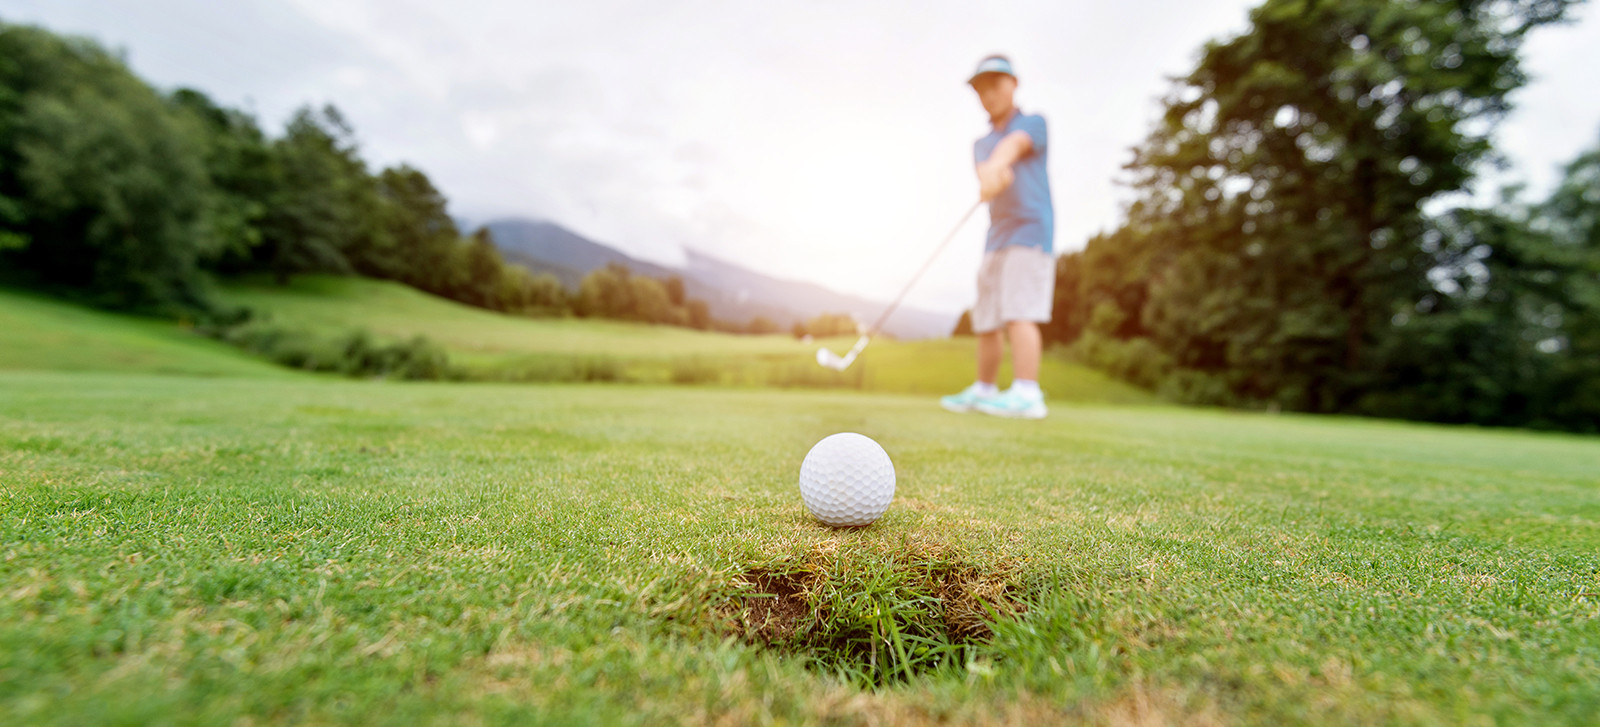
[479,218,957,339]
[680,250,956,340]
[483,219,677,289]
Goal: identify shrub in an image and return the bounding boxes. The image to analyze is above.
[204,316,452,380]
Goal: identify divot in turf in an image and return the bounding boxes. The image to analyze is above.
[723,539,1026,688]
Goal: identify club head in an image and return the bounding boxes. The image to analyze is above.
[816,348,850,371]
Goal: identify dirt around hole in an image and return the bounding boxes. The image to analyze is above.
[723,540,1026,687]
[739,569,812,643]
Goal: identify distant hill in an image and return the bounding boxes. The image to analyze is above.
[680,250,955,340]
[483,219,677,289]
[480,218,957,339]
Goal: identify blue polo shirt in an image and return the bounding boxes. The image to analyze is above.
[973,111,1053,254]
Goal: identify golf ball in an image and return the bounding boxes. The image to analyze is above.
[798,433,895,527]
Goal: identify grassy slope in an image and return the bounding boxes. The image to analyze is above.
[0,277,1151,401]
[2,371,1596,725]
[218,275,1153,401]
[218,275,815,358]
[0,288,288,378]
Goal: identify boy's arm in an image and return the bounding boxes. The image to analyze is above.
[976,130,1034,201]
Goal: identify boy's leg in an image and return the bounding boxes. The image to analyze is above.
[977,329,1004,385]
[1006,320,1040,382]
[942,328,1004,413]
[942,251,1006,413]
[973,247,1052,419]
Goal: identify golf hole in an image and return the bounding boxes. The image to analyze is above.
[721,541,1026,688]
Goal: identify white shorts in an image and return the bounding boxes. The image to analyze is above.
[972,245,1055,334]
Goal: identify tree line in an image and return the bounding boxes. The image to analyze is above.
[1039,0,1596,431]
[0,20,748,332]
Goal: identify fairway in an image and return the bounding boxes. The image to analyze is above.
[218,276,815,359]
[217,276,1154,401]
[0,289,290,379]
[3,371,1596,725]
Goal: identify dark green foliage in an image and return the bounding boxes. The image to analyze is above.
[663,275,687,306]
[497,265,569,315]
[798,312,859,338]
[575,262,711,327]
[745,316,780,335]
[686,299,712,330]
[370,164,461,290]
[1357,143,1600,431]
[1048,0,1591,430]
[254,106,374,282]
[363,168,570,316]
[454,227,508,309]
[0,22,218,312]
[170,89,276,273]
[576,262,637,319]
[0,20,763,335]
[210,319,450,380]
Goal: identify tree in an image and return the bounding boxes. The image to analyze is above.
[663,275,687,306]
[686,299,711,330]
[496,266,569,315]
[803,312,859,338]
[628,275,677,324]
[457,227,507,309]
[1366,135,1599,430]
[371,164,461,292]
[746,316,780,335]
[256,105,382,283]
[576,262,635,319]
[1077,0,1577,412]
[0,22,219,311]
[171,89,277,274]
[0,21,584,325]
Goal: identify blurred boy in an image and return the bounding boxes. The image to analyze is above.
[940,55,1055,419]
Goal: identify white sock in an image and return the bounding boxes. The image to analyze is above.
[973,381,999,396]
[1010,379,1041,399]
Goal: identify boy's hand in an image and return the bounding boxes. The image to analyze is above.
[975,130,1033,202]
[977,160,1014,202]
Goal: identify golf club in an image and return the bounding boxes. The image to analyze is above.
[816,200,983,371]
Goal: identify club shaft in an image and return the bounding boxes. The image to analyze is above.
[814,201,981,372]
[864,201,982,337]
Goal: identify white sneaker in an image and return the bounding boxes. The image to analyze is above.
[975,389,1048,419]
[940,384,997,413]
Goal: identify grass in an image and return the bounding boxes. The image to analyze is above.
[0,288,289,378]
[3,368,1597,725]
[216,275,814,358]
[1,282,1594,723]
[42,275,1146,399]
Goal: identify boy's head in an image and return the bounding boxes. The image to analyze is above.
[968,54,1018,121]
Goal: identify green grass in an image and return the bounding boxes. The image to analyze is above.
[1,278,1150,400]
[217,275,814,358]
[3,370,1597,725]
[2,281,1594,723]
[0,288,289,378]
[218,275,1154,400]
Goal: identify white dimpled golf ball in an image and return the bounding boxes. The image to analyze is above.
[798,433,895,527]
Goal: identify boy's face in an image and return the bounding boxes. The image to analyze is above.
[971,73,1017,119]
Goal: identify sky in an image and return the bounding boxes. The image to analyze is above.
[4,0,1597,314]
